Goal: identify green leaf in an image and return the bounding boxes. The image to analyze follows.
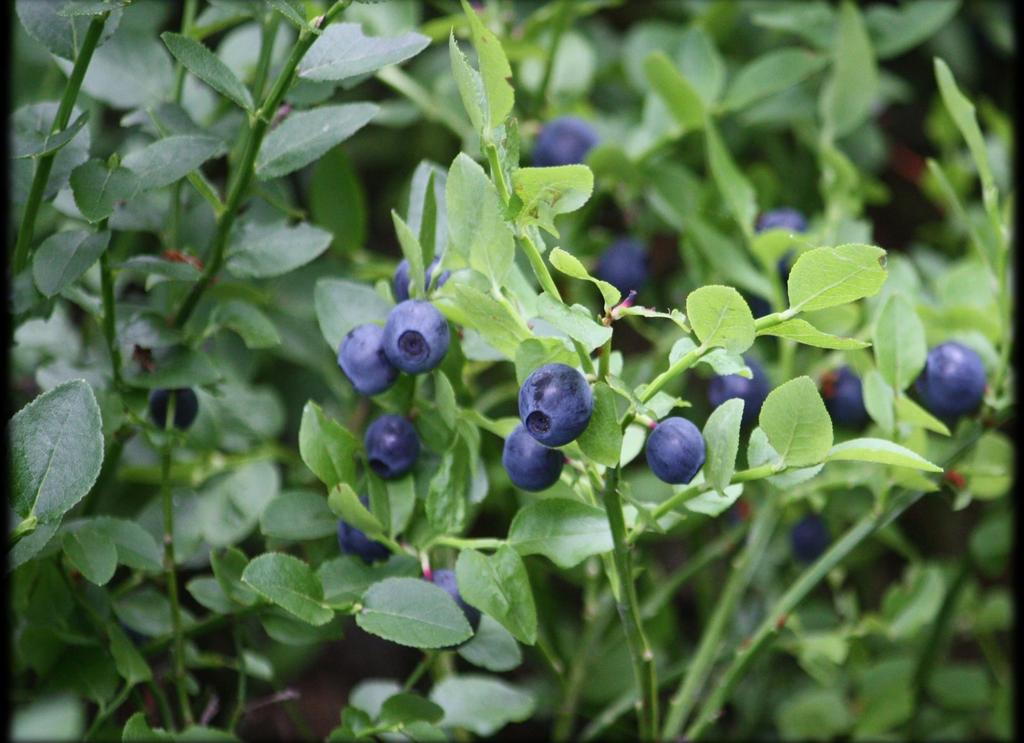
[576,382,622,468]
[445,154,514,286]
[866,1,959,59]
[548,247,621,309]
[928,664,991,712]
[720,48,828,112]
[686,217,774,299]
[108,624,151,685]
[934,58,996,210]
[69,159,139,223]
[260,490,337,541]
[460,0,514,128]
[32,230,110,298]
[511,165,595,236]
[455,546,537,645]
[379,692,445,728]
[513,338,577,386]
[758,318,869,350]
[643,50,704,131]
[862,369,894,434]
[328,483,386,540]
[356,577,473,648]
[434,287,524,360]
[66,28,173,111]
[15,0,120,61]
[536,293,612,353]
[161,32,253,111]
[310,147,367,253]
[299,401,359,489]
[298,23,430,82]
[267,0,307,28]
[10,380,104,523]
[508,499,613,569]
[872,293,926,391]
[702,398,744,493]
[226,220,332,279]
[211,300,281,349]
[777,688,853,741]
[319,555,420,608]
[758,377,833,467]
[429,676,534,737]
[123,347,221,389]
[826,438,942,472]
[456,615,522,672]
[960,431,1012,499]
[255,103,378,180]
[62,523,117,586]
[786,244,888,312]
[122,134,226,191]
[12,110,89,159]
[212,547,258,607]
[242,553,333,626]
[392,210,426,299]
[684,483,744,517]
[94,517,163,573]
[425,445,466,535]
[704,119,757,235]
[198,462,280,549]
[685,285,756,353]
[315,278,393,351]
[449,33,485,133]
[407,160,447,261]
[882,565,945,639]
[820,1,878,139]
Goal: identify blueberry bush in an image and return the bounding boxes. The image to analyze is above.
[7,1,1014,740]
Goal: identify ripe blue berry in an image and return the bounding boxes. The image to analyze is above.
[148,388,199,429]
[645,417,706,485]
[532,116,599,167]
[383,300,450,374]
[914,342,987,420]
[430,568,481,632]
[392,256,451,302]
[790,514,829,563]
[337,496,390,564]
[518,363,594,447]
[595,237,648,294]
[756,208,807,234]
[364,414,419,479]
[707,357,771,426]
[502,424,564,491]
[821,366,867,428]
[338,323,399,396]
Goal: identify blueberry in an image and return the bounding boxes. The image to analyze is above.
[337,495,390,564]
[392,256,451,302]
[502,424,564,491]
[707,357,771,426]
[148,388,199,429]
[518,363,594,447]
[364,414,420,479]
[821,366,867,428]
[429,568,481,632]
[338,323,399,396]
[756,208,807,234]
[532,116,599,167]
[595,237,648,294]
[383,300,450,374]
[645,416,706,485]
[790,514,829,563]
[914,342,987,420]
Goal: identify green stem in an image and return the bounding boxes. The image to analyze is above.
[600,468,658,739]
[85,684,133,740]
[661,498,779,738]
[98,225,122,389]
[161,394,192,726]
[12,12,109,274]
[402,653,435,692]
[172,1,351,328]
[552,592,615,741]
[10,515,38,545]
[531,0,572,115]
[250,12,280,102]
[229,621,248,732]
[428,536,504,551]
[167,0,199,251]
[376,65,473,141]
[143,604,262,656]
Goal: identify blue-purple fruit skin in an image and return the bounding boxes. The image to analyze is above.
[148,388,199,429]
[502,424,564,491]
[532,116,599,167]
[645,417,706,485]
[822,366,868,428]
[595,237,648,294]
[707,358,771,426]
[364,414,420,480]
[430,568,481,633]
[790,514,830,563]
[338,323,399,396]
[914,342,987,420]
[518,363,594,447]
[393,256,451,302]
[337,495,390,564]
[756,208,807,234]
[383,300,450,374]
